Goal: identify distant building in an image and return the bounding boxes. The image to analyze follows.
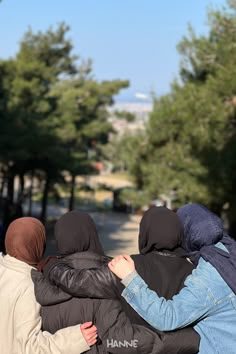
[108,101,153,136]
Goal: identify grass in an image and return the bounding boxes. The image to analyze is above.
[31,172,133,207]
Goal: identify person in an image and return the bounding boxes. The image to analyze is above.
[108,204,236,354]
[33,210,175,354]
[33,208,200,353]
[0,216,97,354]
[46,208,196,315]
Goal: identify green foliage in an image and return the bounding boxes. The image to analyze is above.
[119,188,149,210]
[113,111,136,122]
[50,75,129,176]
[117,1,236,230]
[0,23,129,220]
[104,131,147,189]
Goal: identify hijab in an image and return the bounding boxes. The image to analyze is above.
[139,206,184,254]
[177,203,236,294]
[55,210,104,256]
[5,217,46,267]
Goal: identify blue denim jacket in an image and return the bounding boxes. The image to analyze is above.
[122,243,236,354]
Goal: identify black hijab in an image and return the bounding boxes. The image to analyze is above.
[122,206,194,323]
[55,210,104,256]
[139,206,184,254]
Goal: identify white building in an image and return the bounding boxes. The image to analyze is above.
[108,101,153,136]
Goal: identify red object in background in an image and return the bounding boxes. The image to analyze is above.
[93,162,103,172]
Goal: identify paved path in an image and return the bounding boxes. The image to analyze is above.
[92,212,141,257]
[45,211,142,257]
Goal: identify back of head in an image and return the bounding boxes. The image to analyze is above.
[177,203,224,252]
[55,210,104,256]
[5,217,46,266]
[139,206,183,254]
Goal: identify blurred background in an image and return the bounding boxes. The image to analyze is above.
[0,0,236,255]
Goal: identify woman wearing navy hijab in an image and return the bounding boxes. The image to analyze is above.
[109,204,236,354]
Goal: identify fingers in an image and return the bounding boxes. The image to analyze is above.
[108,256,121,271]
[84,325,97,335]
[109,255,123,267]
[112,254,132,263]
[81,321,93,329]
[81,322,98,347]
[109,254,132,269]
[122,254,133,263]
[87,333,97,346]
[108,262,114,271]
[122,254,131,260]
[108,254,135,279]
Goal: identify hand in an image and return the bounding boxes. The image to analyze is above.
[108,254,135,280]
[81,321,97,347]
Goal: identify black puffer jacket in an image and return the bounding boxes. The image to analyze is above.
[33,252,200,354]
[44,251,195,327]
[33,271,175,354]
[45,251,193,299]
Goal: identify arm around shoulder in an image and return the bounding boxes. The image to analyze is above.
[15,285,90,354]
[48,262,120,299]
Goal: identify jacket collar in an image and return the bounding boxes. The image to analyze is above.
[0,254,35,275]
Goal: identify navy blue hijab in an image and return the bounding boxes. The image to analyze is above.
[177,203,236,294]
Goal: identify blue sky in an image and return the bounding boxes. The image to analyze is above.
[0,0,226,101]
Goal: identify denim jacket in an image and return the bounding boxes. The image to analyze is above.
[122,243,236,354]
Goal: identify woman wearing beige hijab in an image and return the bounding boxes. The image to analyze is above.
[0,217,97,354]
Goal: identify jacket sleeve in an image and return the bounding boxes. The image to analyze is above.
[48,262,121,299]
[96,299,199,354]
[31,269,72,306]
[15,284,90,354]
[122,271,213,331]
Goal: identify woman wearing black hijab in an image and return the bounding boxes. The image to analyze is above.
[55,210,105,256]
[47,207,194,301]
[132,206,193,300]
[33,208,200,353]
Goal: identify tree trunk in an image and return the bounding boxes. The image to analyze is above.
[0,172,6,198]
[7,170,15,204]
[18,173,25,202]
[41,174,50,224]
[2,168,15,228]
[2,198,10,229]
[28,170,34,216]
[69,174,76,211]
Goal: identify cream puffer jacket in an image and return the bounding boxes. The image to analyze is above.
[0,254,90,354]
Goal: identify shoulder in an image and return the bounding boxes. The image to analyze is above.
[184,258,225,295]
[10,270,36,298]
[62,251,109,269]
[20,276,36,298]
